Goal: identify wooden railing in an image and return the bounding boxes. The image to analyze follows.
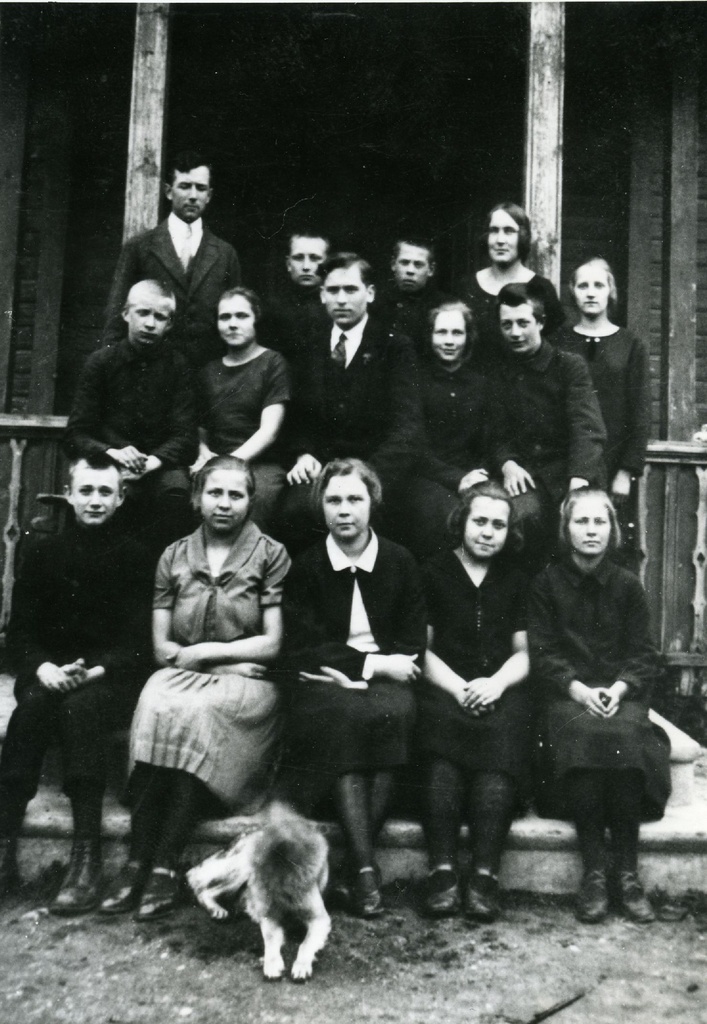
[0,414,68,632]
[639,441,707,694]
[0,420,706,692]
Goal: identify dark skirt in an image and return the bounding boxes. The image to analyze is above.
[536,697,671,821]
[414,681,534,786]
[278,680,416,811]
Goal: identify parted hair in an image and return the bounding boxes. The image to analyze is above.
[313,458,383,515]
[191,455,256,511]
[447,480,523,552]
[427,300,477,360]
[480,201,532,264]
[569,257,618,312]
[218,286,263,323]
[317,252,374,287]
[558,487,622,553]
[497,281,546,324]
[165,150,212,184]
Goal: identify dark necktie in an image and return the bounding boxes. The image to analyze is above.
[332,332,347,367]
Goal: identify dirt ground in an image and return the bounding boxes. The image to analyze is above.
[1,868,706,1024]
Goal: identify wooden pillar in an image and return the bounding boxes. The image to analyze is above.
[665,54,699,442]
[627,92,663,358]
[124,2,170,241]
[524,2,565,291]
[0,13,29,411]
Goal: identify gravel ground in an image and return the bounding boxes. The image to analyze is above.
[1,868,706,1024]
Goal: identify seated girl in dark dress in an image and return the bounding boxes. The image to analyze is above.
[400,301,505,560]
[529,489,670,925]
[195,287,291,533]
[417,481,531,921]
[278,458,427,918]
[456,202,565,372]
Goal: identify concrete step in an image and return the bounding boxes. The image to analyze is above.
[3,674,707,896]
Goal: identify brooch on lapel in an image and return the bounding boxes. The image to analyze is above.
[362,352,373,365]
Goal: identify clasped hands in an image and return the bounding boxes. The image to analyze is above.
[457,676,505,716]
[106,445,161,480]
[569,679,629,718]
[299,653,420,689]
[37,658,105,693]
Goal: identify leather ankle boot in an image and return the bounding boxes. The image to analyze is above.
[0,837,21,897]
[50,839,102,916]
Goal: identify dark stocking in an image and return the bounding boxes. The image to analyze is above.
[369,771,396,845]
[152,770,213,870]
[565,769,607,874]
[67,781,104,841]
[423,759,463,869]
[605,769,643,873]
[0,785,29,839]
[128,763,173,864]
[466,771,517,877]
[335,772,374,871]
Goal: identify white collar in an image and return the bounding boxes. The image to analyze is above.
[326,529,378,573]
[168,212,203,248]
[329,313,368,358]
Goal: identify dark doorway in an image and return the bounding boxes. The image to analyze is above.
[165,3,529,293]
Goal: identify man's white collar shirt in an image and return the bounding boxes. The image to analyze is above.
[168,212,203,261]
[329,313,368,368]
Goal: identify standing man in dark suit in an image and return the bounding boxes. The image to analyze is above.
[376,238,450,358]
[260,231,331,358]
[279,252,421,552]
[102,151,241,366]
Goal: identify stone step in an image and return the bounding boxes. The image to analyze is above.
[3,674,707,896]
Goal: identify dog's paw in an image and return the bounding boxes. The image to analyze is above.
[262,955,286,981]
[208,905,229,921]
[290,958,314,983]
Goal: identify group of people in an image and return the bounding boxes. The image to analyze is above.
[0,150,668,931]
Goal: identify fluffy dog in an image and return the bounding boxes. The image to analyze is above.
[186,802,331,981]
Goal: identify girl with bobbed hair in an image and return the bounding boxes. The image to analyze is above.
[100,455,290,920]
[194,287,291,533]
[277,458,426,918]
[529,488,670,925]
[416,481,532,922]
[555,257,650,506]
[455,201,565,370]
[399,301,508,559]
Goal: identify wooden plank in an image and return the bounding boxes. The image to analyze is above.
[124,3,170,241]
[692,466,707,654]
[627,87,663,370]
[0,15,29,410]
[524,1,564,291]
[26,86,72,415]
[667,56,699,441]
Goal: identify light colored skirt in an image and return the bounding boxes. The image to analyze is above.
[129,666,280,813]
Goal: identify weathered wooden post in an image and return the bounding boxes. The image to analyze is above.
[524,1,565,292]
[124,2,170,240]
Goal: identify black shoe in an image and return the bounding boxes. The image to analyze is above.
[50,839,102,916]
[617,871,655,924]
[0,837,21,897]
[423,868,460,917]
[575,868,608,924]
[464,871,500,923]
[99,860,150,915]
[135,867,181,921]
[351,866,384,918]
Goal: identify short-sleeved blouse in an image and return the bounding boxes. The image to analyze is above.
[153,520,290,646]
[198,349,291,456]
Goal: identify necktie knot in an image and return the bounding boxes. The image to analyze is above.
[332,332,347,367]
